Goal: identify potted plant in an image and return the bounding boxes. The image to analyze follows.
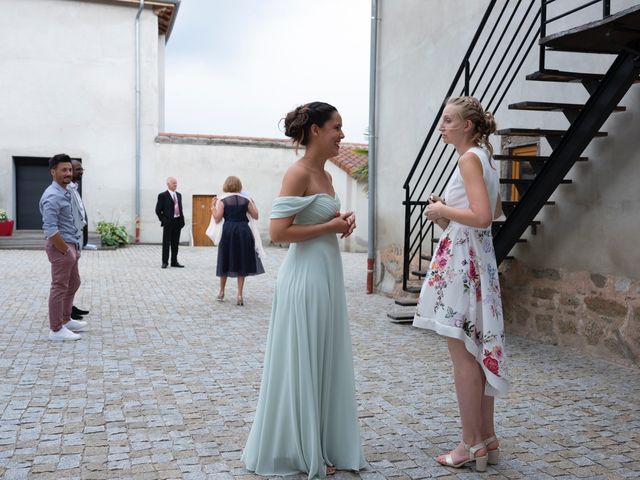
[96,221,130,248]
[0,208,14,236]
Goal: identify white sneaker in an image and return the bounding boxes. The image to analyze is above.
[65,319,88,332]
[49,325,81,341]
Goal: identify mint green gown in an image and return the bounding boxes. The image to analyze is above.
[242,194,365,479]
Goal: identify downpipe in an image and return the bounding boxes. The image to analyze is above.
[134,0,144,243]
[366,0,379,294]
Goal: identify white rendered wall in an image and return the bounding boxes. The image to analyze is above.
[325,160,368,253]
[151,139,368,252]
[0,0,161,235]
[375,0,640,281]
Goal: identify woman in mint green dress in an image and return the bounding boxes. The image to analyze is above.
[242,102,365,478]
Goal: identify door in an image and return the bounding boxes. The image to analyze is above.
[192,194,216,246]
[510,145,537,201]
[14,157,52,229]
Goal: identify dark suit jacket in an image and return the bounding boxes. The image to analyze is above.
[155,190,185,228]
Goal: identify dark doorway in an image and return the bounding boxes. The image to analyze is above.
[14,156,83,229]
[14,157,52,229]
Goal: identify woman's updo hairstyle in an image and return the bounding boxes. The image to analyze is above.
[446,96,497,159]
[283,101,337,151]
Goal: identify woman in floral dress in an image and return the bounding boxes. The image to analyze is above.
[413,96,509,472]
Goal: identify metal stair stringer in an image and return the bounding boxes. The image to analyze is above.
[494,49,640,263]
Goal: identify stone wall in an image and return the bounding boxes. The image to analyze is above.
[500,259,639,368]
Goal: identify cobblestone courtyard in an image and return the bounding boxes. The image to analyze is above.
[0,245,639,479]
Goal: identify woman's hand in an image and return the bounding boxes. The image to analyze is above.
[425,201,446,221]
[428,194,445,205]
[247,198,259,220]
[212,197,224,223]
[340,212,356,238]
[327,211,354,236]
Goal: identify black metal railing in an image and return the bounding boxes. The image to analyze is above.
[401,0,541,290]
[400,0,626,292]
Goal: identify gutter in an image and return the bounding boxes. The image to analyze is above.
[162,0,181,41]
[367,0,379,294]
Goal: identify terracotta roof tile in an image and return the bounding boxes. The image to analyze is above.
[329,143,368,178]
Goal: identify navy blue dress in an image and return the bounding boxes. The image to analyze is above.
[216,195,265,278]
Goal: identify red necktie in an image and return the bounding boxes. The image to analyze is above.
[173,194,180,217]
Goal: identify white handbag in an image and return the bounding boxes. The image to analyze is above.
[205,214,223,246]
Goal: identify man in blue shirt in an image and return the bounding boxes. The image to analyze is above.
[39,154,88,341]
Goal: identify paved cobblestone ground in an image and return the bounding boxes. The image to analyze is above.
[0,245,639,480]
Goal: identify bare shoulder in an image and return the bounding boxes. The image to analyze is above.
[458,151,485,184]
[458,150,482,165]
[279,163,310,196]
[458,151,483,171]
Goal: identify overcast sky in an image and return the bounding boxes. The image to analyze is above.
[164,0,371,143]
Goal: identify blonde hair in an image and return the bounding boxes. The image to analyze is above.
[222,176,242,193]
[446,96,497,158]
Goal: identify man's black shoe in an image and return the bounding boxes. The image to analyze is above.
[162,263,168,268]
[71,311,84,320]
[171,263,185,268]
[72,306,90,316]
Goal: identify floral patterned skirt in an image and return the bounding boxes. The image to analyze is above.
[413,223,509,397]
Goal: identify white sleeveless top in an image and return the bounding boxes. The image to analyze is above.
[443,146,499,215]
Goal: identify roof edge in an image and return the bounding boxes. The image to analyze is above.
[75,0,180,40]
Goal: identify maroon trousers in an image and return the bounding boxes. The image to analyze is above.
[45,240,81,331]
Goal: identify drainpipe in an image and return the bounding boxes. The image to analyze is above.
[134,0,144,243]
[366,0,379,294]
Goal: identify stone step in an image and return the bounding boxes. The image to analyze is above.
[0,230,102,250]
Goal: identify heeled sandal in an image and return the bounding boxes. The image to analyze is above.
[484,435,500,465]
[237,296,244,306]
[437,441,488,472]
[216,293,224,302]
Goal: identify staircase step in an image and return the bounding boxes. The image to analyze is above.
[526,69,636,84]
[502,200,555,207]
[500,178,572,185]
[405,286,421,294]
[387,312,415,323]
[432,236,527,244]
[493,220,540,228]
[493,154,588,162]
[0,230,103,249]
[395,298,418,307]
[509,101,626,113]
[420,254,432,261]
[412,269,428,278]
[497,128,607,138]
[540,5,640,55]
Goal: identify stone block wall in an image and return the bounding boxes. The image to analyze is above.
[500,259,639,368]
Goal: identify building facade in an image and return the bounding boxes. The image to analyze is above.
[0,0,368,252]
[372,0,640,366]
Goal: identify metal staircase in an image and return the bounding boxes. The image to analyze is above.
[388,0,640,322]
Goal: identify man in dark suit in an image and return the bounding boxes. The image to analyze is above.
[155,177,185,268]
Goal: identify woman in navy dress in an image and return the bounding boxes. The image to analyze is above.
[212,176,264,305]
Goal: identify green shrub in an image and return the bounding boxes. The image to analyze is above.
[0,208,8,221]
[96,221,130,247]
[352,164,368,182]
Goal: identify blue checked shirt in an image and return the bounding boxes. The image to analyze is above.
[39,182,82,244]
